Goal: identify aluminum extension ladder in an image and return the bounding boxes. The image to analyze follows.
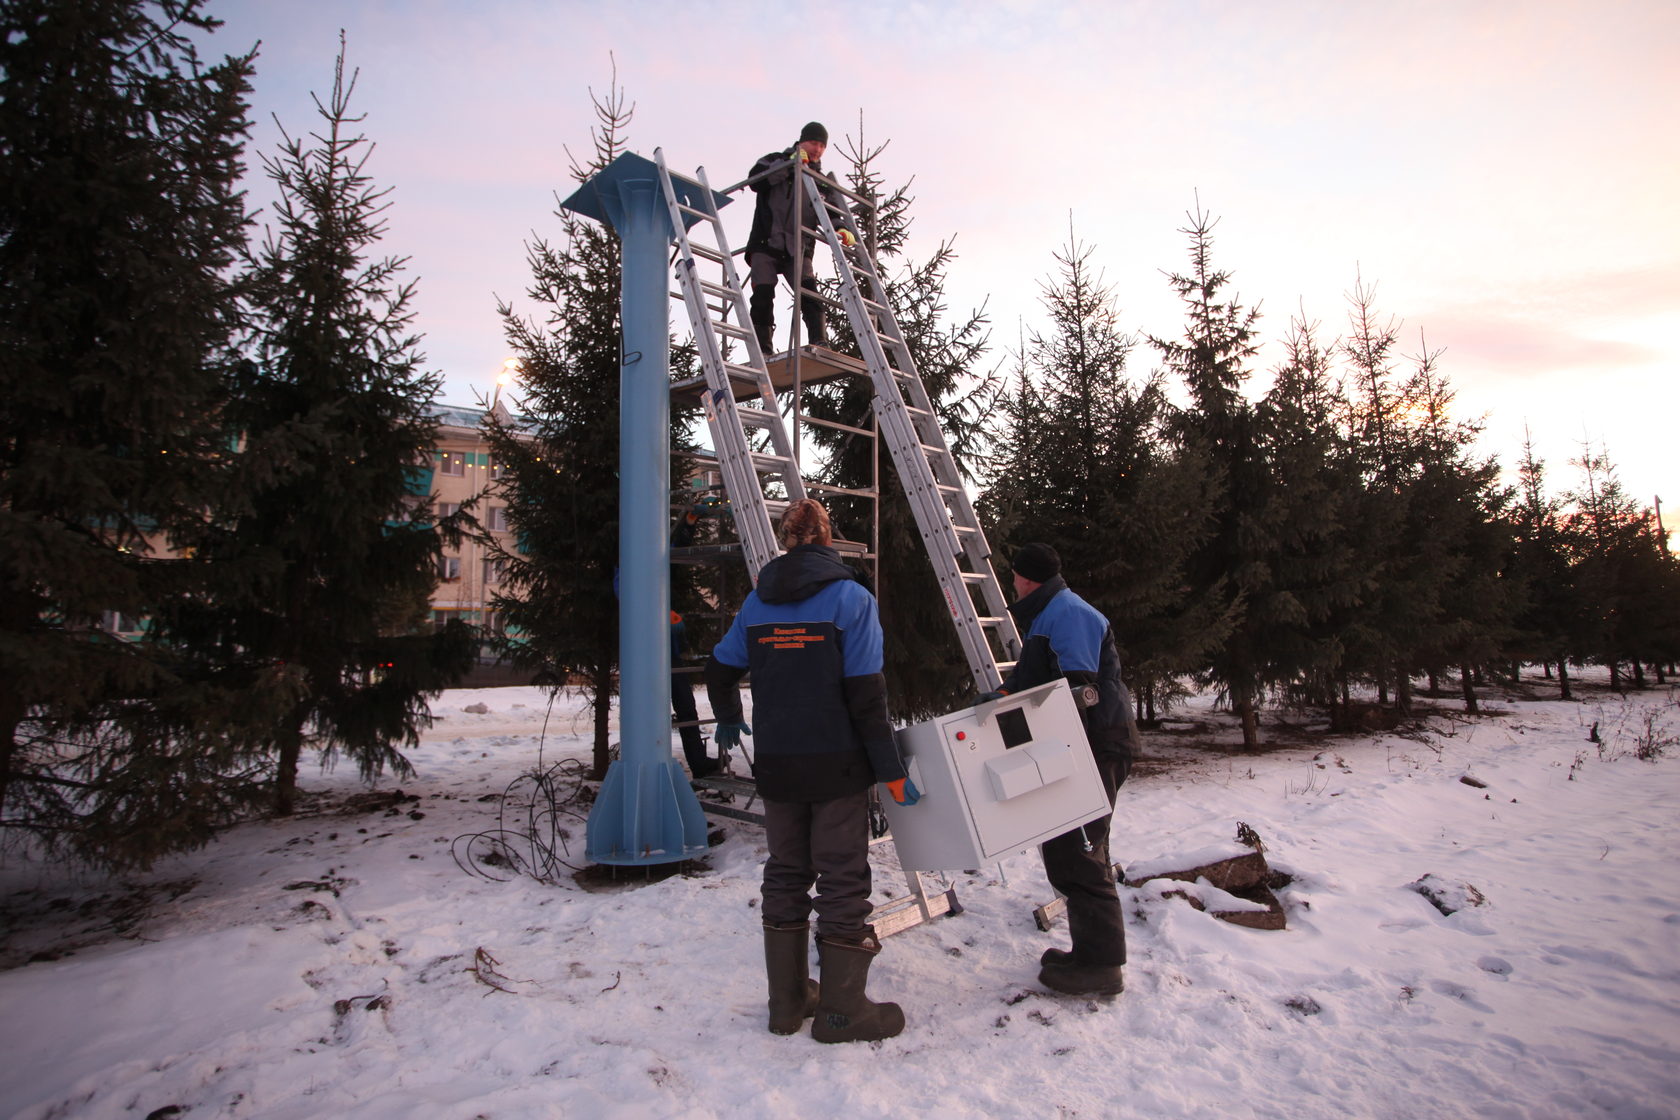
[798,169,1022,691]
[653,149,957,937]
[654,148,804,585]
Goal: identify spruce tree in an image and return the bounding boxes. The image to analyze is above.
[1147,204,1265,745]
[1565,445,1668,690]
[1507,432,1584,698]
[166,40,474,816]
[1398,337,1515,713]
[981,229,1219,722]
[0,0,259,865]
[1254,311,1364,718]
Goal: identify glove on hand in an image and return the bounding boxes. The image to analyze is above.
[837,228,857,249]
[884,777,921,806]
[972,690,1006,706]
[714,720,751,751]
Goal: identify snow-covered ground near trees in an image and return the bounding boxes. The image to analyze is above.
[2,669,1677,1120]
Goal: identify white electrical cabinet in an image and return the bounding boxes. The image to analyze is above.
[882,679,1111,872]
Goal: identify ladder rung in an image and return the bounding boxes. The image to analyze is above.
[749,452,797,473]
[675,201,714,223]
[712,320,753,339]
[689,243,726,263]
[698,280,738,300]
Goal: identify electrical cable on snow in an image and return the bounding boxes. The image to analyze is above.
[450,686,593,883]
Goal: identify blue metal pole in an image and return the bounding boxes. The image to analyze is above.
[563,153,710,865]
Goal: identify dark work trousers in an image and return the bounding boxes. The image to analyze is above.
[761,790,873,938]
[748,251,824,350]
[671,669,708,774]
[1040,751,1130,967]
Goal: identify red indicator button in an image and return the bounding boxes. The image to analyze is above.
[955,731,967,741]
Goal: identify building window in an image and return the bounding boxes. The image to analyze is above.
[487,505,508,532]
[438,451,465,477]
[483,557,504,585]
[490,457,506,480]
[435,500,461,520]
[439,555,461,582]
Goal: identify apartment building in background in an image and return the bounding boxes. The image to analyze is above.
[428,401,522,652]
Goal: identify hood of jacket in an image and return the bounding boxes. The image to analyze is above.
[756,543,857,605]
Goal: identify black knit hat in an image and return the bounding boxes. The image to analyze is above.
[799,121,828,144]
[1012,543,1061,584]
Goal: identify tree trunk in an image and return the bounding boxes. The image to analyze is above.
[1237,697,1259,750]
[1396,670,1413,714]
[1460,662,1478,714]
[591,662,613,781]
[1558,659,1572,701]
[1543,661,1553,680]
[274,716,305,817]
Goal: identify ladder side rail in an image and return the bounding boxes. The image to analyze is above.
[688,164,809,509]
[802,175,1019,689]
[815,189,1021,662]
[655,151,805,580]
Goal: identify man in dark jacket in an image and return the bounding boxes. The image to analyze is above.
[991,542,1141,996]
[745,121,839,354]
[706,499,914,1042]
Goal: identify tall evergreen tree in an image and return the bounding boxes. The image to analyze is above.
[164,40,474,817]
[0,0,259,865]
[1336,274,1434,714]
[1254,311,1364,718]
[1398,337,1515,713]
[1507,431,1584,698]
[981,228,1219,722]
[1565,444,1669,689]
[1148,204,1265,745]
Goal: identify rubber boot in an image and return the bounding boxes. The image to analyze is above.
[750,284,777,355]
[801,302,828,348]
[763,921,820,1035]
[812,928,905,1043]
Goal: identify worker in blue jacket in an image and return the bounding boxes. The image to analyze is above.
[705,498,916,1042]
[988,542,1140,997]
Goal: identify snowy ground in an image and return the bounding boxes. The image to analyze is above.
[2,670,1677,1120]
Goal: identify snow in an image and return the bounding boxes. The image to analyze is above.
[3,671,1678,1119]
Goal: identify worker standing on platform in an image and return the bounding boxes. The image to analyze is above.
[984,542,1141,997]
[705,498,917,1042]
[745,121,840,354]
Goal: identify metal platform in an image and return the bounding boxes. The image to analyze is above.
[671,344,867,405]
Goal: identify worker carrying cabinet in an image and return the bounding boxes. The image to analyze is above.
[881,679,1111,871]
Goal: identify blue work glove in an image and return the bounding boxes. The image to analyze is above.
[884,777,921,806]
[971,690,1006,706]
[714,720,751,751]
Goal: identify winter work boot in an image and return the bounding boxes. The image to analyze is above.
[1040,946,1075,968]
[1038,956,1125,997]
[812,928,905,1043]
[763,922,820,1035]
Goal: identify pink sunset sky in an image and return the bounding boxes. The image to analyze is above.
[210,0,1677,519]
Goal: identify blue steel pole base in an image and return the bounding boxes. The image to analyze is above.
[585,754,709,866]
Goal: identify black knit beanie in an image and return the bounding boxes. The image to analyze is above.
[799,121,828,144]
[1012,543,1061,584]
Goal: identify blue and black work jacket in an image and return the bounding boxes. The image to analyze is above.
[999,575,1141,766]
[705,544,905,802]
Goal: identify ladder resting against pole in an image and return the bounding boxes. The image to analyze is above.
[653,148,959,935]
